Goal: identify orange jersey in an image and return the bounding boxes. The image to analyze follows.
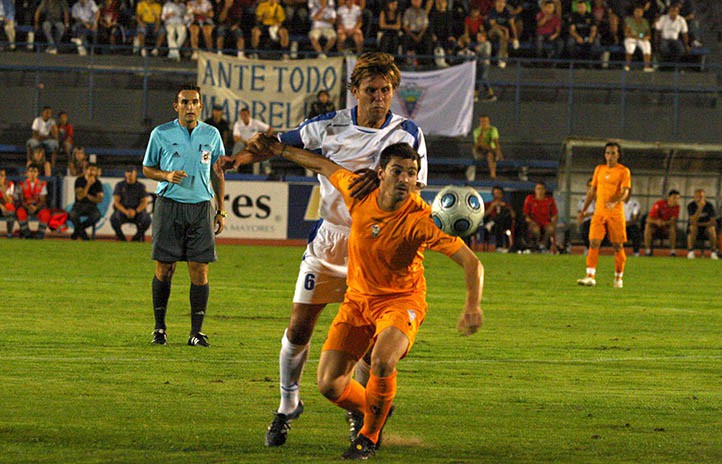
[329,169,464,298]
[591,163,631,215]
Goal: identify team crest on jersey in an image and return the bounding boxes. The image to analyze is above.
[407,309,417,322]
[201,150,211,164]
[371,224,381,238]
[396,83,424,119]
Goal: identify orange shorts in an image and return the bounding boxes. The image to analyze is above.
[589,212,626,243]
[321,291,427,361]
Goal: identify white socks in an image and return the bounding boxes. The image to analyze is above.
[278,329,309,415]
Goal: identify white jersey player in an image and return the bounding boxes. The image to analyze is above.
[244,53,429,447]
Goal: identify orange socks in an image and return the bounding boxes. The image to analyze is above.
[333,379,367,414]
[360,371,397,444]
[586,247,600,270]
[614,248,626,274]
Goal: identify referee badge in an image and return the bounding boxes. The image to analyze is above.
[201,150,211,164]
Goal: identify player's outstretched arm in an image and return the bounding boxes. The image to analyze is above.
[449,244,484,336]
[247,134,341,178]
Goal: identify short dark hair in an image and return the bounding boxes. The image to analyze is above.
[492,185,504,194]
[317,90,330,98]
[125,166,137,172]
[668,189,680,196]
[87,162,99,169]
[604,141,622,160]
[176,83,201,101]
[59,110,67,117]
[378,143,421,170]
[27,164,39,171]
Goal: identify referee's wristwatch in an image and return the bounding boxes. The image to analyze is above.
[216,210,228,218]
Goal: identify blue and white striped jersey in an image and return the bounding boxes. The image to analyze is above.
[280,106,428,228]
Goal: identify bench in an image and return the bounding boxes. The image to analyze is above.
[428,157,559,180]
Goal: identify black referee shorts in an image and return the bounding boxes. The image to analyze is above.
[152,196,217,263]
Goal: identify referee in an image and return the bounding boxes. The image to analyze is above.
[142,83,227,347]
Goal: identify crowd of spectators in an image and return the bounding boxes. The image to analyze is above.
[0,0,709,69]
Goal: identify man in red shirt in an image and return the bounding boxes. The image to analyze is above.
[523,181,558,252]
[15,165,52,239]
[644,189,680,256]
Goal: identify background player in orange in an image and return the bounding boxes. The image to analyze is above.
[240,139,484,460]
[576,141,631,288]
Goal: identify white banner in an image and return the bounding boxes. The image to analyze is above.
[62,177,288,239]
[223,181,288,239]
[346,59,476,137]
[197,52,345,130]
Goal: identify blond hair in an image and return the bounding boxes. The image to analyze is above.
[349,52,401,91]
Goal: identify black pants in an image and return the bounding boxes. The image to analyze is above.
[111,210,152,238]
[69,202,101,231]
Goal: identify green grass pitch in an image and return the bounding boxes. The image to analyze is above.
[1,240,720,463]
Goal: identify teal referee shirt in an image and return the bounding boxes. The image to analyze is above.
[143,119,225,204]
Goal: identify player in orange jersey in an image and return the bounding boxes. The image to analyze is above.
[242,138,484,460]
[577,141,631,288]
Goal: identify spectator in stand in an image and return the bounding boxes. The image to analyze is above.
[0,168,16,237]
[251,0,290,59]
[98,0,121,50]
[487,0,519,68]
[467,114,503,181]
[27,145,53,177]
[204,104,231,151]
[402,0,433,65]
[377,0,401,55]
[162,0,187,61]
[111,166,151,242]
[1,0,17,50]
[506,0,527,41]
[336,0,364,54]
[535,0,563,60]
[644,189,680,256]
[186,0,214,59]
[577,177,594,252]
[483,185,515,251]
[678,0,701,47]
[429,0,456,68]
[654,3,688,66]
[68,145,89,176]
[232,108,275,175]
[458,5,494,100]
[26,106,59,168]
[282,0,309,35]
[215,0,246,56]
[567,0,602,63]
[308,0,336,58]
[70,0,99,55]
[135,0,165,56]
[69,162,104,240]
[34,0,70,54]
[686,188,718,260]
[624,194,641,256]
[306,89,335,119]
[15,165,51,239]
[56,110,75,157]
[623,5,653,72]
[523,181,558,252]
[591,0,619,47]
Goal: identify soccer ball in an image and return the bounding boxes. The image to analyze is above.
[431,185,485,237]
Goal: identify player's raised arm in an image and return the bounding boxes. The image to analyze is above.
[249,134,342,179]
[449,244,484,336]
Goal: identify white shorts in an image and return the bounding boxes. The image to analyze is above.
[309,27,336,42]
[292,220,349,305]
[624,38,652,55]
